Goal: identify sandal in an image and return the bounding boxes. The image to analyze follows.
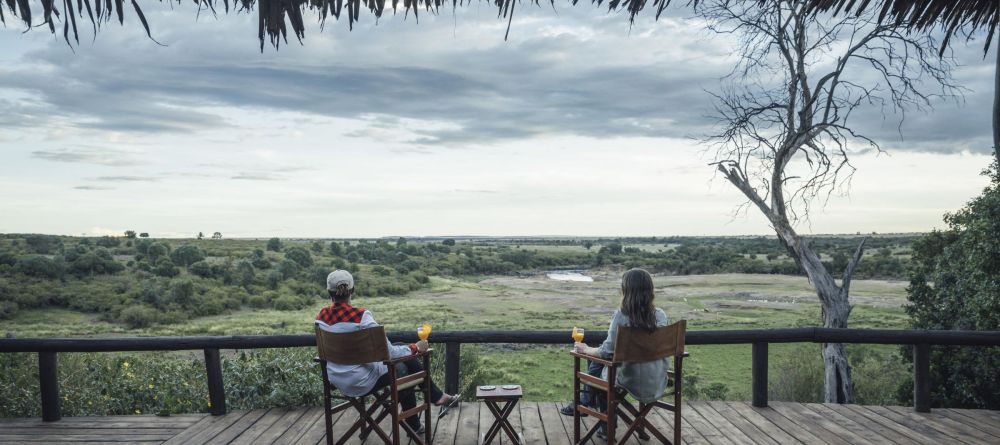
[436,393,462,418]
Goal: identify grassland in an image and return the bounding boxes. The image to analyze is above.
[2,271,911,404]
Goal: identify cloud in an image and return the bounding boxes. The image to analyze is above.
[73,185,115,190]
[94,176,159,182]
[231,172,285,181]
[31,148,142,166]
[0,4,994,155]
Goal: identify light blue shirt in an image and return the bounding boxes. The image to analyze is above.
[597,308,670,403]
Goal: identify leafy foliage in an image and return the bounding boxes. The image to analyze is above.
[905,163,1000,409]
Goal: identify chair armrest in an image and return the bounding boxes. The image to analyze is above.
[570,351,615,367]
[386,348,433,364]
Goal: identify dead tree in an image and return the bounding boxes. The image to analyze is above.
[699,0,958,403]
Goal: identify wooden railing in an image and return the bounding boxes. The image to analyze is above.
[2,328,999,421]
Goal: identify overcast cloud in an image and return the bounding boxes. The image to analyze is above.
[0,3,996,237]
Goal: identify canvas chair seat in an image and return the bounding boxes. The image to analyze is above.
[571,320,688,445]
[315,325,434,445]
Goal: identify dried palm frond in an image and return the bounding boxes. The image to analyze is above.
[801,0,999,55]
[0,0,995,53]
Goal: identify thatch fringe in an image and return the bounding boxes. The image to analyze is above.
[802,0,999,55]
[0,0,994,52]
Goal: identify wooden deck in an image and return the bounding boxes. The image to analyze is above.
[2,401,999,445]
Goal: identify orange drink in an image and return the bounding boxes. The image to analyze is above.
[418,324,432,341]
[572,327,584,343]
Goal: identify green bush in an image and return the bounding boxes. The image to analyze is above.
[120,305,160,329]
[14,255,63,279]
[170,245,206,267]
[285,247,313,268]
[0,300,18,320]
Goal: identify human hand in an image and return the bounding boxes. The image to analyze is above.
[416,340,429,353]
[573,342,588,354]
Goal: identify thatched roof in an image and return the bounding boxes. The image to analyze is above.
[803,0,999,53]
[0,0,995,51]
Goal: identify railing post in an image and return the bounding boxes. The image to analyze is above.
[204,348,226,416]
[39,352,61,422]
[914,343,930,413]
[752,342,768,408]
[445,342,460,395]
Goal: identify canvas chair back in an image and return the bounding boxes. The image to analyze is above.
[315,325,390,365]
[612,320,686,363]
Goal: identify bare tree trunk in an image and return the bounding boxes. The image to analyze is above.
[993,34,999,167]
[773,223,859,403]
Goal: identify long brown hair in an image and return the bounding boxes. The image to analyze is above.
[620,268,656,332]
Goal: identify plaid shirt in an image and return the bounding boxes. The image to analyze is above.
[315,301,418,396]
[316,302,366,325]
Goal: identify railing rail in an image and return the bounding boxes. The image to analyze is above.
[3,328,999,421]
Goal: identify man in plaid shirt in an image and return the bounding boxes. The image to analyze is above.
[316,269,459,432]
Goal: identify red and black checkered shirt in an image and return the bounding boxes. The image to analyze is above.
[316,302,366,325]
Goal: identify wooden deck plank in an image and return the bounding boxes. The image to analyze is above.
[941,408,1000,437]
[688,401,756,445]
[0,442,163,445]
[0,433,174,442]
[856,405,973,444]
[162,410,252,445]
[299,405,348,445]
[252,407,311,445]
[274,407,325,445]
[3,403,998,445]
[538,402,572,445]
[933,409,1000,440]
[768,402,865,445]
[677,401,735,445]
[432,403,462,445]
[741,403,830,445]
[838,404,936,444]
[203,408,269,445]
[884,406,997,444]
[0,427,183,435]
[518,402,547,445]
[821,403,923,444]
[723,402,801,445]
[801,403,896,445]
[704,401,780,445]
[454,398,480,445]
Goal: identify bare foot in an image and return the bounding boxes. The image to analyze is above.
[435,393,459,406]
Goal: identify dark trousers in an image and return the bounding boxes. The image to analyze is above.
[579,359,605,407]
[369,358,444,429]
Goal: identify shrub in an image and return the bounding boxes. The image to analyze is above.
[284,247,313,268]
[278,260,300,279]
[14,255,63,279]
[266,238,282,252]
[120,305,160,329]
[235,260,255,288]
[0,300,18,320]
[170,245,206,267]
[248,294,268,309]
[95,236,120,248]
[273,294,306,311]
[189,261,213,278]
[153,258,180,278]
[68,249,124,276]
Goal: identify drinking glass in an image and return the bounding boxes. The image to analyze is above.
[572,327,585,343]
[418,324,432,341]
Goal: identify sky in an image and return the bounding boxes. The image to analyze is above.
[0,2,996,238]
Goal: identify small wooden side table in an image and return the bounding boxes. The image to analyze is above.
[476,385,524,445]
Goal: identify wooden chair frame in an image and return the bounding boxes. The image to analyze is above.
[315,325,433,445]
[571,320,688,445]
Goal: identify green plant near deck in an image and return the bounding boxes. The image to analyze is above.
[0,344,498,418]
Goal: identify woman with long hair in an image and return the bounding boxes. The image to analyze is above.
[572,268,670,439]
